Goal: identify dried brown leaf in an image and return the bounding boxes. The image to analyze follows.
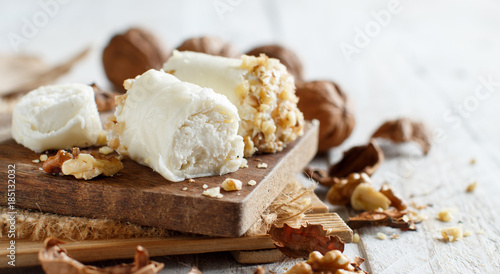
[0,47,90,96]
[328,140,384,178]
[303,166,337,187]
[371,117,432,155]
[268,223,344,259]
[91,83,118,112]
[347,208,416,231]
[38,237,164,273]
[380,184,407,211]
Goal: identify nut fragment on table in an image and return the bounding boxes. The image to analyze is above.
[221,178,242,191]
[466,181,477,192]
[441,226,463,242]
[248,180,257,186]
[296,80,355,153]
[437,209,453,222]
[177,36,240,58]
[326,172,370,206]
[351,182,391,211]
[246,44,304,81]
[102,27,169,91]
[42,148,123,180]
[257,163,268,169]
[285,250,366,274]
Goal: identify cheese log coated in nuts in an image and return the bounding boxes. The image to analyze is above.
[163,50,304,156]
[106,69,246,182]
[12,84,103,152]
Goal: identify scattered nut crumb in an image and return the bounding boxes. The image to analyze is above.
[463,230,472,237]
[237,193,241,196]
[437,209,453,222]
[221,178,242,191]
[257,163,268,169]
[470,158,476,165]
[202,187,223,198]
[32,159,40,163]
[40,154,48,162]
[189,179,196,183]
[182,187,188,191]
[441,226,463,242]
[377,232,387,240]
[254,158,262,162]
[98,146,114,155]
[248,180,257,186]
[410,202,429,210]
[353,233,360,243]
[39,167,44,171]
[391,233,400,239]
[476,230,484,234]
[466,181,477,193]
[202,184,208,189]
[402,215,410,223]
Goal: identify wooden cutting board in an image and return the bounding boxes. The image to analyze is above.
[0,122,318,237]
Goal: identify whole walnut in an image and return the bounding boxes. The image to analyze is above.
[246,44,304,81]
[296,81,355,153]
[102,28,169,91]
[176,36,240,58]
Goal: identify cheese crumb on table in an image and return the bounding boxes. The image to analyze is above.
[203,187,223,198]
[377,232,387,240]
[248,180,257,186]
[189,179,196,183]
[441,226,463,242]
[182,187,188,191]
[40,154,48,162]
[221,178,242,191]
[32,159,40,163]
[202,184,208,189]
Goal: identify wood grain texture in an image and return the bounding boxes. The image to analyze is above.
[0,122,318,238]
[0,212,350,268]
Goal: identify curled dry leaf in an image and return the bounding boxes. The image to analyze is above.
[347,208,416,231]
[188,266,203,274]
[296,81,355,153]
[177,36,240,58]
[285,250,367,274]
[0,47,90,97]
[246,44,304,81]
[371,117,432,155]
[103,28,169,91]
[38,237,164,274]
[380,184,407,211]
[91,83,119,112]
[267,223,344,259]
[303,166,336,187]
[328,140,384,179]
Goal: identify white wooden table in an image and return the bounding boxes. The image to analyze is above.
[2,1,500,273]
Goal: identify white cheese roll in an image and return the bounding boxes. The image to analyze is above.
[106,69,245,182]
[163,50,304,156]
[12,84,103,152]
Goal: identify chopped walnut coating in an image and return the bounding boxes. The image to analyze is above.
[42,148,123,180]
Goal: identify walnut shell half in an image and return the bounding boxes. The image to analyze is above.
[177,36,240,58]
[102,28,169,91]
[246,44,304,81]
[296,81,355,153]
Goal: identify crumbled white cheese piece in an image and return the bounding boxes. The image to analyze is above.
[248,180,257,186]
[182,187,188,191]
[221,178,242,191]
[377,232,387,240]
[99,146,114,155]
[40,154,48,162]
[257,163,268,169]
[202,187,223,198]
[202,184,208,189]
[189,179,196,183]
[32,159,40,163]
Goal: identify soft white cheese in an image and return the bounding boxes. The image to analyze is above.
[12,83,103,152]
[107,69,246,182]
